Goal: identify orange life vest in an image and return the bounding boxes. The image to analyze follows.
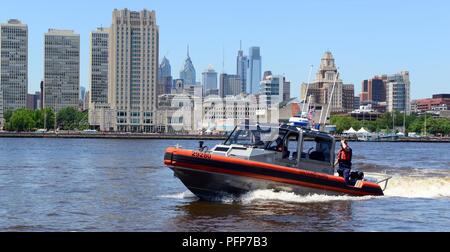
[338,147,352,162]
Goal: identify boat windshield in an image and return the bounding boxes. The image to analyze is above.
[224,125,280,147]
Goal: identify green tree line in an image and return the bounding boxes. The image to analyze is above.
[330,111,450,136]
[3,107,89,132]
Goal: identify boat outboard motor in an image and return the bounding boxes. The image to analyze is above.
[350,171,365,181]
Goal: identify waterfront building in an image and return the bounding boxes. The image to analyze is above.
[236,42,248,93]
[247,47,262,94]
[90,27,109,105]
[219,74,242,98]
[43,29,80,113]
[202,65,218,95]
[300,51,354,113]
[156,93,197,133]
[158,57,172,95]
[108,9,159,132]
[180,46,196,86]
[88,104,115,131]
[89,28,112,129]
[386,71,411,114]
[411,94,450,113]
[202,95,260,132]
[0,19,28,127]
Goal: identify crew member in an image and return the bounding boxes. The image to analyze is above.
[335,139,353,185]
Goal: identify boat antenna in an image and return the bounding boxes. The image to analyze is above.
[306,94,312,118]
[320,69,340,128]
[301,65,314,117]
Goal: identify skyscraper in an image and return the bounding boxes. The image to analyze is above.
[159,57,171,81]
[109,9,159,132]
[247,47,262,94]
[260,74,284,106]
[80,86,86,104]
[300,51,355,113]
[158,57,172,95]
[283,77,291,102]
[0,19,28,127]
[180,46,196,86]
[90,27,109,105]
[202,65,218,94]
[360,76,386,104]
[220,74,242,98]
[342,84,355,112]
[386,71,411,114]
[236,42,248,93]
[43,29,80,113]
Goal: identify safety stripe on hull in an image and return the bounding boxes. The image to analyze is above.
[165,149,384,196]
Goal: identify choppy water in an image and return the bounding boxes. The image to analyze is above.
[0,138,448,232]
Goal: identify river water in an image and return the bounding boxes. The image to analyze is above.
[0,138,448,232]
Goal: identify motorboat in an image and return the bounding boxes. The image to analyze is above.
[164,124,391,201]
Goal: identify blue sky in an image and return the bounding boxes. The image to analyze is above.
[1,0,449,99]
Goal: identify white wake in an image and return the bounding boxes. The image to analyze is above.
[383,175,450,198]
[162,174,450,203]
[160,190,197,199]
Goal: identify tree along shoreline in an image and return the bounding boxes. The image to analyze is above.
[3,107,88,132]
[3,108,450,137]
[331,112,450,136]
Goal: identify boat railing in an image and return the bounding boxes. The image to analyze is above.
[364,172,393,191]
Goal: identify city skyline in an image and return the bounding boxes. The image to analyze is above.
[0,0,449,99]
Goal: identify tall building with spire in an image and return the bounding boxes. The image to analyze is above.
[247,46,261,94]
[0,19,28,128]
[159,57,171,81]
[180,45,196,86]
[158,57,172,95]
[300,51,354,113]
[236,41,248,93]
[109,9,159,132]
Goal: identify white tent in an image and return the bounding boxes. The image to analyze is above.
[344,127,357,134]
[357,128,370,134]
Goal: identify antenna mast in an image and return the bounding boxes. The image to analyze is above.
[320,70,339,127]
[301,65,314,117]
